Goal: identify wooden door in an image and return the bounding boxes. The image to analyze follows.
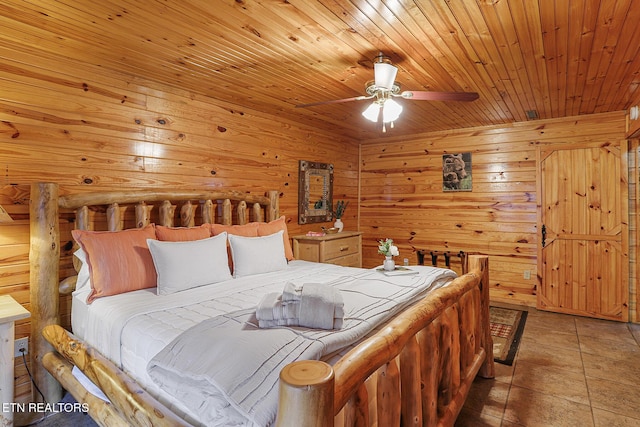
[537,142,628,321]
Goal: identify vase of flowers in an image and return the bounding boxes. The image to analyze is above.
[333,200,348,232]
[378,238,399,271]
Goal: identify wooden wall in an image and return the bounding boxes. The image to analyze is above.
[0,55,359,405]
[359,111,629,310]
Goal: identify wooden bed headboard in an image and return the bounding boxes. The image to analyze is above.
[28,182,280,405]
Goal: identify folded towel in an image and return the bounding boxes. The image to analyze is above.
[282,282,302,303]
[299,283,344,329]
[259,317,344,329]
[256,283,344,330]
[256,292,300,321]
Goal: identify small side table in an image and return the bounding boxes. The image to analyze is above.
[0,295,31,426]
[292,231,362,267]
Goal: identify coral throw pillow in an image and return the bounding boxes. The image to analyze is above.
[155,224,211,241]
[72,224,157,303]
[209,222,259,237]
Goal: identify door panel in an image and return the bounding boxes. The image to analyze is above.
[538,143,628,321]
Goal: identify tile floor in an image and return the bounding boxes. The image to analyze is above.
[456,306,640,427]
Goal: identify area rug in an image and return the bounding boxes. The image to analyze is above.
[490,306,528,365]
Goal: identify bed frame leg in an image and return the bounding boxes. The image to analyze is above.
[468,255,495,379]
[29,182,63,404]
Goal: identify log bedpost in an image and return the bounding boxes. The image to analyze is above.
[275,360,334,427]
[468,254,494,379]
[29,182,63,404]
[267,190,279,222]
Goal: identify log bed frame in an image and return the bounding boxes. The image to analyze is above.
[28,182,494,427]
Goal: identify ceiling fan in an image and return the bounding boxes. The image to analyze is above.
[295,52,479,131]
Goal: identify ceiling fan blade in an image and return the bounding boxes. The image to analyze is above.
[295,95,371,108]
[400,91,479,101]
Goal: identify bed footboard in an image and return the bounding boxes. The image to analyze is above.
[276,255,493,427]
[42,325,190,427]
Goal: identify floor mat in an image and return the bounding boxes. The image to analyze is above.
[490,306,528,365]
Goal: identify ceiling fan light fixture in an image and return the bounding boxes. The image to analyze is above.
[362,101,381,122]
[382,98,402,123]
[374,62,398,90]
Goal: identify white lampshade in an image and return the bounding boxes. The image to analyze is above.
[0,205,12,223]
[382,99,403,123]
[374,62,398,90]
[362,102,381,122]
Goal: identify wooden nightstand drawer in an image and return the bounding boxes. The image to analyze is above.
[323,236,360,260]
[325,252,361,267]
[292,231,362,268]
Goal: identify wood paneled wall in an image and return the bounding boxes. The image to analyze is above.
[0,55,359,405]
[359,112,628,309]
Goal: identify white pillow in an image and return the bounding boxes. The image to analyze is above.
[228,230,287,277]
[147,233,232,295]
[74,248,91,291]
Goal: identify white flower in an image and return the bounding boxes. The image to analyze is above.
[377,238,400,257]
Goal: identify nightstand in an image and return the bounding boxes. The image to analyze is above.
[0,295,31,426]
[292,231,362,267]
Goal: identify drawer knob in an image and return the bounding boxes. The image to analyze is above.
[340,246,349,251]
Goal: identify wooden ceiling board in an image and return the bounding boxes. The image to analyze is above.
[1,0,638,140]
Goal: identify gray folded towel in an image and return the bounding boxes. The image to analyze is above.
[256,292,300,321]
[256,283,344,330]
[299,283,343,329]
[282,282,302,303]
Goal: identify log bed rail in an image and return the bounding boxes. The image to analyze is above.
[29,182,494,427]
[276,255,493,426]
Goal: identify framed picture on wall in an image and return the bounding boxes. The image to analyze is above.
[442,153,472,192]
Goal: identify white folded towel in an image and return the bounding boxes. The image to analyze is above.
[299,283,343,329]
[256,283,344,330]
[282,282,302,303]
[256,293,300,321]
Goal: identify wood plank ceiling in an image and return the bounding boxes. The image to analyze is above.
[1,0,639,140]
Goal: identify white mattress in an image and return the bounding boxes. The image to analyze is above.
[71,261,455,426]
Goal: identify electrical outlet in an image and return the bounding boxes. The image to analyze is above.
[14,337,28,358]
[523,270,531,280]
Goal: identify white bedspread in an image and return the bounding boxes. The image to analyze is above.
[72,261,456,426]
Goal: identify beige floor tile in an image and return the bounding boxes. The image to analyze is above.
[454,407,503,427]
[515,339,584,373]
[519,323,580,352]
[575,317,636,342]
[592,408,640,427]
[461,377,509,419]
[582,352,640,386]
[579,333,640,359]
[493,361,516,384]
[629,323,640,344]
[524,310,577,335]
[511,360,590,405]
[587,376,640,419]
[503,386,594,427]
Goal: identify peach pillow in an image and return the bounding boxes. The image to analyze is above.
[155,224,210,241]
[209,222,259,237]
[257,216,294,261]
[209,223,260,272]
[71,224,157,304]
